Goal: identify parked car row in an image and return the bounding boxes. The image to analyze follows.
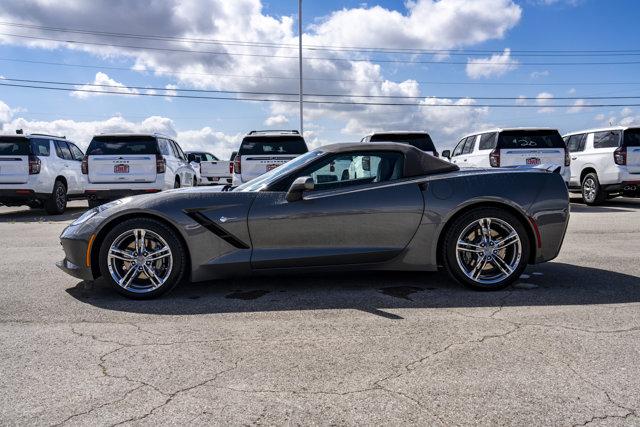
[2,125,639,213]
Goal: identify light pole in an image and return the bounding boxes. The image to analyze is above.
[298,0,303,136]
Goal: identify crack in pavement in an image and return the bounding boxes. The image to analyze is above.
[110,358,243,426]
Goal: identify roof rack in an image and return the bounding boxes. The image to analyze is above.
[247,129,300,135]
[29,132,66,139]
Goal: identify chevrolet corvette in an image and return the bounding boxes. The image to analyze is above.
[58,142,569,299]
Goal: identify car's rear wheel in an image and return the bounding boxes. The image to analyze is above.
[443,207,530,291]
[174,177,180,189]
[98,218,186,299]
[44,180,67,215]
[582,172,606,205]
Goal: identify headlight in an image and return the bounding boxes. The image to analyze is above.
[71,198,131,226]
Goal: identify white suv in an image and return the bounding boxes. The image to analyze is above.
[442,128,571,184]
[232,130,308,186]
[563,127,640,205]
[83,133,196,207]
[0,132,85,214]
[361,131,439,157]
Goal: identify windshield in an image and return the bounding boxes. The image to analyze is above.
[0,137,30,156]
[238,136,308,155]
[623,129,640,147]
[498,130,565,149]
[234,150,324,192]
[370,133,436,152]
[87,136,159,155]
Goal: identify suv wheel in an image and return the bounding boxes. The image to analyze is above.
[98,218,186,299]
[443,207,530,291]
[44,180,67,215]
[582,172,606,205]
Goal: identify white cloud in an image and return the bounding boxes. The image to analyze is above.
[466,48,519,79]
[567,88,577,95]
[0,0,523,140]
[599,108,640,127]
[515,95,527,106]
[536,92,555,113]
[530,70,549,79]
[71,72,139,99]
[164,84,178,102]
[567,99,586,113]
[0,99,239,157]
[263,114,289,126]
[0,100,12,123]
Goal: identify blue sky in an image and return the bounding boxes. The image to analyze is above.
[0,0,639,156]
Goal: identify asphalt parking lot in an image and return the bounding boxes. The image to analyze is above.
[1,198,639,426]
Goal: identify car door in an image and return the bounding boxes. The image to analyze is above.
[66,142,86,194]
[169,139,194,186]
[53,140,81,193]
[247,151,425,269]
[450,137,467,166]
[565,133,587,187]
[460,135,477,166]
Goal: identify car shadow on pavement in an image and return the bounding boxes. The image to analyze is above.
[569,197,640,213]
[66,262,640,319]
[0,206,87,223]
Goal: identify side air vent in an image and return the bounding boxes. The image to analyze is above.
[185,210,250,249]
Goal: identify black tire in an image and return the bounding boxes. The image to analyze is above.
[44,180,67,215]
[174,177,180,189]
[27,201,43,209]
[98,218,186,299]
[581,172,606,205]
[442,207,530,291]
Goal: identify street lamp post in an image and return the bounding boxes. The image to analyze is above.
[298,0,303,136]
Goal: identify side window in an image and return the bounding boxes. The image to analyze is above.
[158,139,171,156]
[567,134,586,153]
[462,136,476,154]
[293,152,404,191]
[593,131,621,149]
[54,140,73,160]
[452,138,466,157]
[173,141,187,161]
[68,143,84,160]
[479,133,497,150]
[30,138,51,156]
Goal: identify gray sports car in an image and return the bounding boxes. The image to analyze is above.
[58,142,569,299]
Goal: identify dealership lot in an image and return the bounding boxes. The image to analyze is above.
[1,199,639,425]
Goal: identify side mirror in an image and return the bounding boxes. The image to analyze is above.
[286,176,314,202]
[441,150,451,159]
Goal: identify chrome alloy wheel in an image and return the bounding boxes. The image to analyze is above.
[55,184,66,210]
[455,217,522,285]
[583,177,596,202]
[107,228,173,293]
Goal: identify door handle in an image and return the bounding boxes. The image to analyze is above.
[571,157,577,160]
[463,159,468,162]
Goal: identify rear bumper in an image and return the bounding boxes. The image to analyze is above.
[0,189,50,205]
[85,188,162,200]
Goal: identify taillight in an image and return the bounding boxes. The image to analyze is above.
[28,155,41,174]
[614,146,627,166]
[81,156,88,174]
[229,161,234,174]
[564,147,571,167]
[489,149,500,167]
[156,154,166,173]
[233,156,241,174]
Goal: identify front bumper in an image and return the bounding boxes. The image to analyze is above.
[57,235,95,281]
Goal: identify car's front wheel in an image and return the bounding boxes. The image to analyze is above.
[98,218,186,299]
[443,207,530,290]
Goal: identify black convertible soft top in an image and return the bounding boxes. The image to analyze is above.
[320,142,459,177]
